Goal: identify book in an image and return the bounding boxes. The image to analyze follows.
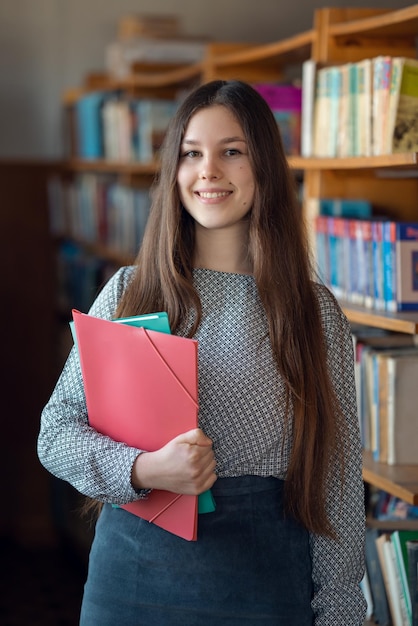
[360,567,374,621]
[395,222,418,311]
[357,58,373,157]
[72,309,201,540]
[387,351,418,465]
[372,219,386,311]
[253,83,302,155]
[365,528,391,626]
[387,57,418,153]
[376,532,404,626]
[406,540,418,626]
[313,66,329,157]
[377,532,408,626]
[372,56,392,156]
[337,62,351,157]
[392,530,418,625]
[384,56,405,154]
[135,98,179,162]
[383,220,398,312]
[75,91,107,159]
[318,198,372,219]
[327,66,341,157]
[301,59,317,157]
[348,62,359,156]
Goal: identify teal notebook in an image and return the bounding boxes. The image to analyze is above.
[70,310,215,514]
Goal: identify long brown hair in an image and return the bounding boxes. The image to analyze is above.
[112,80,344,538]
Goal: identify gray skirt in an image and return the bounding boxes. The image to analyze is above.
[79,476,313,625]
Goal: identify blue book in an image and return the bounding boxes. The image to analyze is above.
[319,198,372,218]
[75,92,107,158]
[382,221,397,312]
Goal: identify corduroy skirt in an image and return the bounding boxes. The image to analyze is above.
[79,476,313,625]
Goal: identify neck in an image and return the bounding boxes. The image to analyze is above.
[193,222,252,275]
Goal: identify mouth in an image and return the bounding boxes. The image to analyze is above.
[195,191,232,199]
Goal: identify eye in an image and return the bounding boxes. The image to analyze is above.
[180,149,200,159]
[224,148,242,157]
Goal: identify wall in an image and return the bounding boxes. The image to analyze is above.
[0,0,414,159]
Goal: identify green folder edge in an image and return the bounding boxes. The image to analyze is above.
[70,311,215,515]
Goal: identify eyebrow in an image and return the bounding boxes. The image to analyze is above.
[182,136,247,145]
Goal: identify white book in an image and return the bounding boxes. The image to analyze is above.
[301,59,317,157]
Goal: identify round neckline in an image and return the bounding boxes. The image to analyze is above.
[193,267,254,278]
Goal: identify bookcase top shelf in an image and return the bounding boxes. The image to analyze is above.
[208,30,315,68]
[363,450,418,505]
[327,4,418,38]
[341,302,418,335]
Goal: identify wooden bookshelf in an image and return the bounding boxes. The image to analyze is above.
[57,3,418,516]
[363,450,418,506]
[288,153,418,171]
[342,303,418,335]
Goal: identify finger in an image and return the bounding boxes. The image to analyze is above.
[176,428,213,447]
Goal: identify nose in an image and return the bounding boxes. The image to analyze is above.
[199,155,221,180]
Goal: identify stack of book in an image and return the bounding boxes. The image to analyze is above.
[314,210,418,313]
[74,92,181,162]
[301,56,418,157]
[48,173,151,257]
[363,527,418,626]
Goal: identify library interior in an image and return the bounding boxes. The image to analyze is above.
[2,1,418,624]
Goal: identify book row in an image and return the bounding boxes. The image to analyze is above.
[303,55,418,158]
[48,174,151,257]
[56,241,116,315]
[363,527,418,626]
[352,325,418,466]
[73,93,181,161]
[315,214,418,312]
[71,82,303,160]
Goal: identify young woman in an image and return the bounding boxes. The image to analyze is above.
[38,80,366,625]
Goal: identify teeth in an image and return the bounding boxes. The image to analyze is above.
[198,191,230,198]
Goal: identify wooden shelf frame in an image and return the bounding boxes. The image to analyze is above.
[342,303,418,335]
[327,4,418,38]
[363,450,418,505]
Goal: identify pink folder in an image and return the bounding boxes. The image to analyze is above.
[72,309,199,541]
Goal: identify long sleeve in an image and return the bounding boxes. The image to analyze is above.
[37,265,146,505]
[311,287,367,625]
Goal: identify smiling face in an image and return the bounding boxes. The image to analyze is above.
[177,105,255,234]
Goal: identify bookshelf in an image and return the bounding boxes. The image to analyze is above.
[56,3,418,521]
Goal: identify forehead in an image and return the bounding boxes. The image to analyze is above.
[182,105,244,141]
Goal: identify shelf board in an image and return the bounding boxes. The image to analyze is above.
[341,302,418,334]
[366,516,418,531]
[328,5,418,38]
[210,29,315,68]
[56,236,135,267]
[288,153,418,171]
[362,450,418,505]
[63,63,204,102]
[58,153,418,176]
[61,159,159,175]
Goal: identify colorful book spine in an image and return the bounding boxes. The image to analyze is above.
[395,222,418,311]
[383,220,397,312]
[75,91,107,159]
[253,83,302,155]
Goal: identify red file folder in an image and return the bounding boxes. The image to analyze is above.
[72,309,199,541]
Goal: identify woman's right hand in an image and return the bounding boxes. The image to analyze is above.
[131,428,217,495]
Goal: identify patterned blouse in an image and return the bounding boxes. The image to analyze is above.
[38,266,366,625]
